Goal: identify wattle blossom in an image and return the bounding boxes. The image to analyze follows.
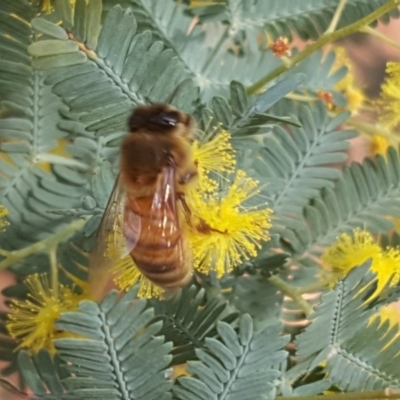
[322,230,400,300]
[7,273,85,354]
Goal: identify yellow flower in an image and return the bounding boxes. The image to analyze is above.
[0,206,9,231]
[333,47,366,114]
[113,256,163,299]
[371,134,390,156]
[191,129,236,192]
[41,0,53,13]
[322,230,400,300]
[369,303,400,350]
[41,0,76,14]
[377,62,400,129]
[188,170,272,277]
[322,230,381,274]
[7,274,83,354]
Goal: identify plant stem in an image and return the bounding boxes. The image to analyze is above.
[347,117,400,145]
[268,275,313,315]
[49,246,59,297]
[246,0,400,95]
[0,219,86,271]
[325,0,348,34]
[361,25,400,51]
[296,275,335,294]
[279,389,400,400]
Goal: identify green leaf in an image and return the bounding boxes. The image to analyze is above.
[150,285,237,365]
[18,351,47,396]
[18,351,69,398]
[53,289,173,400]
[187,0,399,43]
[246,100,356,220]
[85,0,102,49]
[282,147,400,263]
[173,314,288,399]
[31,17,68,40]
[0,9,86,253]
[295,262,400,391]
[229,81,248,117]
[252,74,305,114]
[54,0,74,29]
[32,52,88,69]
[31,5,198,136]
[28,40,79,57]
[107,1,347,102]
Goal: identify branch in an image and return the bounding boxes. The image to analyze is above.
[268,275,313,315]
[0,219,86,271]
[246,0,400,95]
[361,25,400,51]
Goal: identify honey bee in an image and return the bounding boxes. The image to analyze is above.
[89,104,198,299]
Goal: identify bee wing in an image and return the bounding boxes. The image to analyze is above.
[133,166,186,286]
[89,175,141,300]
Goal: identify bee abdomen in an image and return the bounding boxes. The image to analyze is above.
[132,243,191,288]
[127,196,192,289]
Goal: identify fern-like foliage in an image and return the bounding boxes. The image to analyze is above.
[202,77,303,137]
[173,314,289,399]
[18,350,70,399]
[17,290,292,400]
[2,1,400,398]
[103,0,349,102]
[217,274,284,323]
[31,2,199,130]
[280,147,400,262]
[55,287,172,400]
[295,262,400,391]
[187,0,399,44]
[248,100,356,219]
[150,285,238,366]
[202,237,287,322]
[0,2,83,250]
[25,1,200,211]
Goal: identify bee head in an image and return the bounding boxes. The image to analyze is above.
[128,104,193,136]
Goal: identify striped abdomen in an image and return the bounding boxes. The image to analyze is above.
[125,196,192,289]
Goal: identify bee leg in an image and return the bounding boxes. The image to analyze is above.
[177,192,193,226]
[178,171,198,185]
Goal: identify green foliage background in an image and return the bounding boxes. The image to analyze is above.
[1,0,400,399]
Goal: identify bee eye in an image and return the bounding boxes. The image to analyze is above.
[159,112,179,126]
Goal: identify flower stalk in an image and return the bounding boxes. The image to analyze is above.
[48,246,59,298]
[268,275,313,316]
